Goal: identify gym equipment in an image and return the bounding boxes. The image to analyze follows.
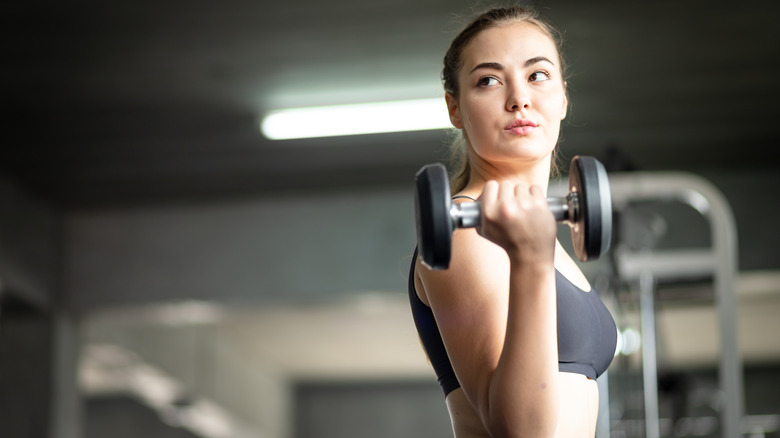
[414,155,612,270]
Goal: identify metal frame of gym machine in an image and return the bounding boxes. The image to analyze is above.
[604,171,745,438]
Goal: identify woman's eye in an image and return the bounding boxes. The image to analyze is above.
[529,71,551,82]
[477,76,499,87]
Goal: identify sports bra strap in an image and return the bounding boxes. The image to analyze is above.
[452,195,476,202]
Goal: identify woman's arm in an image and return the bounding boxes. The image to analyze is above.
[417,181,559,438]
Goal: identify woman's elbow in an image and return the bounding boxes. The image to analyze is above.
[484,404,558,438]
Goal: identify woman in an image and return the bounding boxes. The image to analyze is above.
[409,6,617,438]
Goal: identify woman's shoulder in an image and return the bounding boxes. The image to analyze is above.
[416,224,509,308]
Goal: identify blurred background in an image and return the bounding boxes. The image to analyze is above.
[2,0,780,437]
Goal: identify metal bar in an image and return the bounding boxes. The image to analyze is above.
[615,248,715,282]
[49,311,83,438]
[607,172,745,438]
[547,197,569,222]
[596,371,611,438]
[640,271,660,438]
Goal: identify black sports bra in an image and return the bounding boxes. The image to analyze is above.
[408,247,617,396]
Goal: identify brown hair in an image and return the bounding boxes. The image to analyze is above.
[442,6,568,193]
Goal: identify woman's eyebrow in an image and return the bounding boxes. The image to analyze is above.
[469,62,504,74]
[524,56,555,67]
[469,56,555,74]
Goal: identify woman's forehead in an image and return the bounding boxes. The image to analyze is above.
[461,22,559,68]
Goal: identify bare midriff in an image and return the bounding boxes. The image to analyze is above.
[444,372,599,438]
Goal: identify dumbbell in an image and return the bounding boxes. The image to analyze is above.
[414,155,612,270]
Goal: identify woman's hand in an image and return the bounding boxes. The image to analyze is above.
[477,180,556,265]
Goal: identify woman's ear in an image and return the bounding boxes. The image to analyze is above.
[561,83,569,120]
[445,93,464,129]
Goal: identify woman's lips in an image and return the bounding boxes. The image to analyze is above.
[505,119,538,135]
[506,125,536,135]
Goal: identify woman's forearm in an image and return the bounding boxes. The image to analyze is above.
[484,262,559,438]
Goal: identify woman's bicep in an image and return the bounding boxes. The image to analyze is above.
[417,229,510,415]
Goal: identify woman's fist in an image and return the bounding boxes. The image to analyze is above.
[477,180,556,264]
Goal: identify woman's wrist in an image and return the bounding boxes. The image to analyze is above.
[507,253,555,276]
[505,246,554,270]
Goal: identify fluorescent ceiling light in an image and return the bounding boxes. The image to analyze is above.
[261,97,451,140]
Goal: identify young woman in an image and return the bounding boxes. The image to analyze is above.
[409,7,617,438]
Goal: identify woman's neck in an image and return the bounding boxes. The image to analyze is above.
[460,154,553,198]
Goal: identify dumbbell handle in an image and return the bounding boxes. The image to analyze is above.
[450,194,580,229]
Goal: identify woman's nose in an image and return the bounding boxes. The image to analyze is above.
[507,86,531,111]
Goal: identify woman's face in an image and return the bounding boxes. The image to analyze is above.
[446,22,568,170]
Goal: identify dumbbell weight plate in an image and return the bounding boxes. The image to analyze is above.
[569,156,612,261]
[414,163,453,270]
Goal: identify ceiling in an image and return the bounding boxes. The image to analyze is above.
[3,0,779,208]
